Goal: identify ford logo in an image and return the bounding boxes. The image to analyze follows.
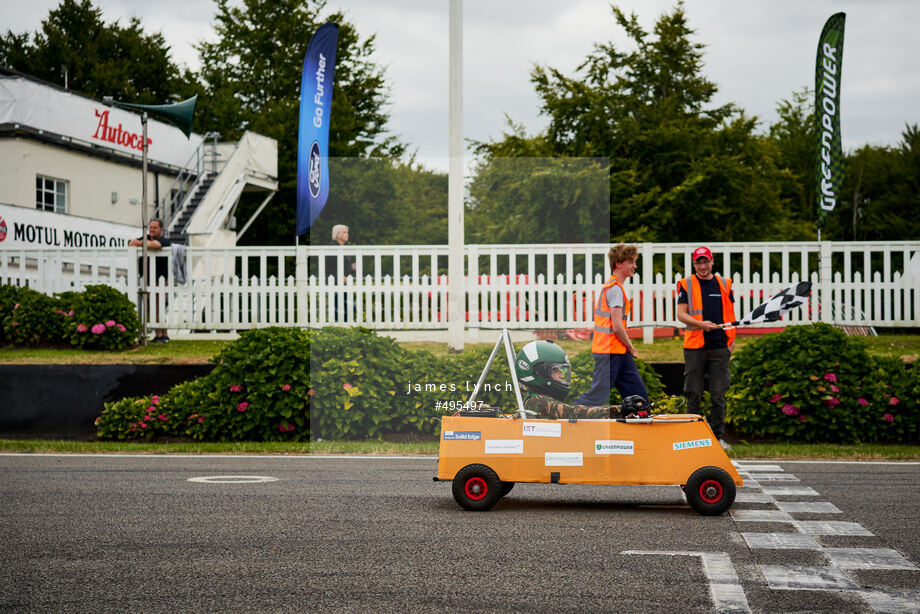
[308,141,322,198]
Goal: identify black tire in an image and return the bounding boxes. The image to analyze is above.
[452,464,502,511]
[685,466,736,516]
[500,481,515,497]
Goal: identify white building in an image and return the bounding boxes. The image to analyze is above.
[0,68,277,249]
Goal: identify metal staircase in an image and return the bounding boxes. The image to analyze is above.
[167,172,217,245]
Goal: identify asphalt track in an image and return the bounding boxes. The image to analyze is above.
[1,455,918,613]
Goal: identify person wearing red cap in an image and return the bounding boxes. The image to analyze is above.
[676,246,736,449]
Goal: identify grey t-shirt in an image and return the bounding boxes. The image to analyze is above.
[605,284,624,312]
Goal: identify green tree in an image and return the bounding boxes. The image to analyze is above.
[834,125,920,241]
[767,88,816,230]
[475,3,794,243]
[195,0,406,246]
[0,0,195,104]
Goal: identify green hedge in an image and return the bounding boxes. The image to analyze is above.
[728,323,919,443]
[96,327,666,441]
[0,285,138,350]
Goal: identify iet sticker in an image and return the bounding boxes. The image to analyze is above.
[522,422,561,437]
[594,440,634,455]
[443,430,481,441]
[673,438,712,451]
[545,452,583,466]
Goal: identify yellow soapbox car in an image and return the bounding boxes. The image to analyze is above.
[433,331,743,515]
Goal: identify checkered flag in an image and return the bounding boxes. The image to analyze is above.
[729,281,812,326]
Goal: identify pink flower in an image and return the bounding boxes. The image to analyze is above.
[105,320,115,327]
[139,422,147,429]
[116,324,126,332]
[77,324,89,332]
[91,323,106,334]
[188,413,198,420]
[237,402,249,413]
[857,398,869,406]
[823,372,837,383]
[824,397,841,408]
[278,422,295,432]
[230,385,243,393]
[147,406,155,414]
[158,414,168,421]
[67,310,74,317]
[781,404,799,416]
[889,396,900,406]
[829,384,839,393]
[343,383,353,390]
[13,303,19,309]
[281,384,291,392]
[307,388,314,397]
[769,393,783,403]
[883,413,894,423]
[129,423,137,432]
[198,416,205,423]
[152,395,160,404]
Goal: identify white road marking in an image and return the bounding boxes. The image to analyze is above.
[748,473,799,482]
[730,509,795,522]
[622,551,750,613]
[760,486,820,496]
[860,589,920,613]
[797,521,874,536]
[734,493,774,503]
[741,532,821,550]
[187,475,279,483]
[823,548,918,570]
[774,501,842,514]
[759,564,859,591]
[733,463,783,472]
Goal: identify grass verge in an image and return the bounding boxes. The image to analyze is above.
[1,439,918,460]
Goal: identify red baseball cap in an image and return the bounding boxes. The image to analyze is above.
[692,246,713,261]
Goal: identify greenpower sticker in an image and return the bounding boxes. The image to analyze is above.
[594,440,634,455]
[672,438,712,451]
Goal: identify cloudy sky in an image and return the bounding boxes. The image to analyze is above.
[4,0,920,170]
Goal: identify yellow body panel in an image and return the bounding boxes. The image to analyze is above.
[437,414,743,487]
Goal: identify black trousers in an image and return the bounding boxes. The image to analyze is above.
[683,347,731,439]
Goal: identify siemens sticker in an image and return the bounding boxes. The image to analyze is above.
[673,438,712,451]
[443,431,481,441]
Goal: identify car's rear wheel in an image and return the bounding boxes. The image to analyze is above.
[685,466,736,515]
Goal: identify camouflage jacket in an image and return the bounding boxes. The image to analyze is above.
[522,392,623,420]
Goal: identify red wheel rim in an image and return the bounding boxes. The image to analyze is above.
[699,479,723,504]
[464,477,488,501]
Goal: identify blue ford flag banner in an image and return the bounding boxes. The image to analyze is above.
[296,23,339,236]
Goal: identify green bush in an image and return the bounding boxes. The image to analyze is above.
[0,285,26,344]
[96,328,675,442]
[727,323,918,443]
[66,285,139,350]
[1,287,64,345]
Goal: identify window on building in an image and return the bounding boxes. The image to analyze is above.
[36,175,67,213]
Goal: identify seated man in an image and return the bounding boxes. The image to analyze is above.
[514,340,648,419]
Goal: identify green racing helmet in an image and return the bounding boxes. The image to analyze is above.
[514,340,571,401]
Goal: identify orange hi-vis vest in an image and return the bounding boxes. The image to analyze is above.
[678,274,736,349]
[592,275,629,354]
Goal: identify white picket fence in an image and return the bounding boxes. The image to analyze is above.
[2,242,919,339]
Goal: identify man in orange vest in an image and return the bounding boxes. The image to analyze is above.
[573,244,649,407]
[676,246,736,449]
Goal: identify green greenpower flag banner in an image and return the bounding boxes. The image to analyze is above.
[815,12,845,229]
